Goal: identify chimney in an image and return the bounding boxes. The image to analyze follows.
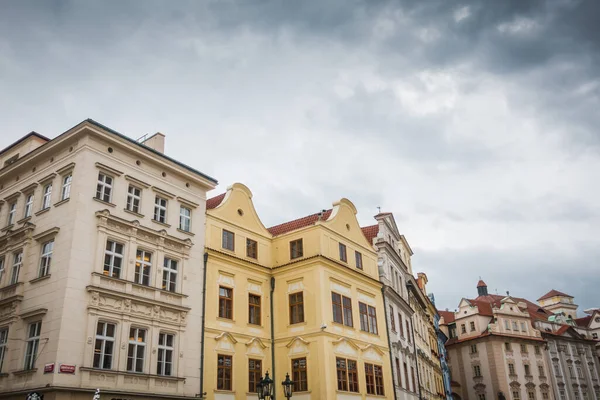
[477,279,488,297]
[140,132,165,154]
[417,272,428,294]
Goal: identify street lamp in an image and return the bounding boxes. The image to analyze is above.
[257,371,274,399]
[281,373,294,399]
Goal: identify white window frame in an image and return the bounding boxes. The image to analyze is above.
[38,240,54,277]
[157,332,174,376]
[24,194,34,218]
[104,240,124,278]
[96,173,113,203]
[7,202,16,225]
[162,258,178,292]
[41,183,52,209]
[127,327,146,373]
[126,185,142,213]
[135,249,152,286]
[61,174,72,200]
[0,327,8,373]
[154,196,167,223]
[24,321,42,370]
[179,206,191,232]
[0,257,4,283]
[10,251,23,285]
[94,321,116,369]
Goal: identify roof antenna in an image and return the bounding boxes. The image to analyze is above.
[377,206,381,213]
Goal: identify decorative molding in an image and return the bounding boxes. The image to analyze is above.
[19,183,38,194]
[125,175,151,188]
[3,192,20,202]
[95,162,123,176]
[56,162,76,175]
[245,337,267,349]
[152,186,175,199]
[176,196,199,208]
[286,336,310,348]
[33,227,60,242]
[37,173,57,184]
[19,307,48,320]
[215,331,238,344]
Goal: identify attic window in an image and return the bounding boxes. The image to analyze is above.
[4,154,19,167]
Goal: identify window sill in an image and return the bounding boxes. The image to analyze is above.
[214,390,235,394]
[12,368,37,376]
[35,207,51,216]
[336,390,361,395]
[79,367,184,381]
[360,330,380,337]
[124,209,144,218]
[288,321,308,328]
[216,317,236,323]
[247,322,263,328]
[30,274,51,284]
[151,219,171,228]
[93,197,116,207]
[177,228,194,236]
[1,224,14,232]
[54,198,70,208]
[17,216,32,224]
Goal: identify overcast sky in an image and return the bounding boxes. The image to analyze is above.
[1,0,599,314]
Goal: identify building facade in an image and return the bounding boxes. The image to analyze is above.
[430,295,453,400]
[0,120,216,400]
[203,184,394,400]
[362,212,420,400]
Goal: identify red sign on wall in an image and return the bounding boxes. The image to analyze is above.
[44,363,55,373]
[59,364,76,374]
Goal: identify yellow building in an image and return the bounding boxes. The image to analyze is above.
[202,183,394,400]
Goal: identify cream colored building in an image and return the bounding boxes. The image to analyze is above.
[203,183,394,400]
[0,120,216,400]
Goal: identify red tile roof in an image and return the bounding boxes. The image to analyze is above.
[439,310,455,324]
[475,294,550,322]
[206,193,226,209]
[477,280,487,288]
[575,315,592,328]
[267,209,332,236]
[361,224,379,244]
[538,289,573,301]
[467,299,494,317]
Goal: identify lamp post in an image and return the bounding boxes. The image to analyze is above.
[257,371,274,399]
[281,373,294,399]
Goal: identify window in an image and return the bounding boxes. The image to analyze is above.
[217,354,232,390]
[24,194,34,218]
[248,294,261,325]
[524,364,531,376]
[404,361,409,390]
[249,359,262,393]
[559,390,566,400]
[461,324,466,334]
[521,322,527,332]
[470,344,478,354]
[359,302,378,334]
[222,230,234,251]
[569,365,574,378]
[521,344,528,353]
[24,321,42,370]
[154,196,167,223]
[365,363,385,396]
[474,365,482,377]
[342,296,353,327]
[289,292,304,324]
[534,345,541,355]
[399,313,404,337]
[528,392,535,400]
[395,358,402,388]
[512,321,518,331]
[157,333,174,376]
[554,363,561,376]
[96,173,113,202]
[0,328,7,372]
[290,239,303,259]
[339,243,347,262]
[94,321,115,369]
[103,240,123,278]
[479,395,486,400]
[219,287,233,319]
[505,342,512,351]
[508,363,516,375]
[336,358,359,392]
[577,367,583,378]
[513,391,521,400]
[61,174,72,200]
[246,238,257,259]
[126,185,141,213]
[127,328,146,373]
[162,258,178,292]
[411,366,416,393]
[7,202,16,225]
[355,251,363,269]
[332,293,343,324]
[390,305,396,332]
[574,392,580,400]
[542,393,549,400]
[505,320,510,330]
[593,333,598,339]
[41,183,52,209]
[406,320,411,343]
[135,249,152,286]
[538,365,545,377]
[368,305,378,334]
[0,257,4,282]
[292,358,308,392]
[10,251,22,284]
[470,321,476,331]
[179,206,191,232]
[38,240,54,277]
